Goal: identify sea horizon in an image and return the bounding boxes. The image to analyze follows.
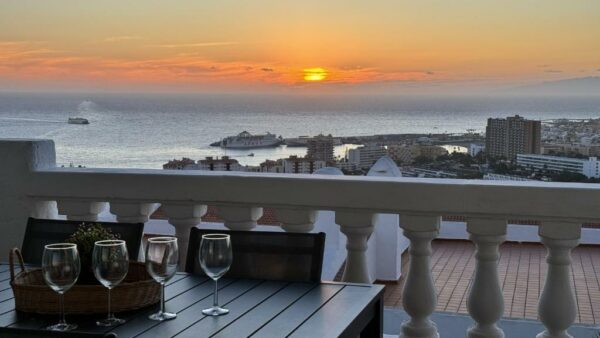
[1,92,600,169]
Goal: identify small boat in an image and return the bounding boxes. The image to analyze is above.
[248,153,255,157]
[68,117,89,125]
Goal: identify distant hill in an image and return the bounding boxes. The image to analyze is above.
[508,77,600,96]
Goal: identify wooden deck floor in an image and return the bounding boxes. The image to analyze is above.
[380,240,600,325]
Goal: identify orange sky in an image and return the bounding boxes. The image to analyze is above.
[1,0,599,93]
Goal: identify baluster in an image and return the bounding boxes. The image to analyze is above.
[276,207,316,232]
[336,211,377,283]
[218,206,262,231]
[162,203,207,269]
[536,221,581,338]
[466,218,506,338]
[57,200,106,221]
[399,215,440,338]
[110,202,159,223]
[29,199,58,219]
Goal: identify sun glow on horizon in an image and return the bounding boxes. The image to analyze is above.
[303,68,328,82]
[1,1,600,92]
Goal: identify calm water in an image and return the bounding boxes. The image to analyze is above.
[1,92,599,168]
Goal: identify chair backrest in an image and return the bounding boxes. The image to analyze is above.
[21,218,144,265]
[0,327,116,337]
[186,228,325,283]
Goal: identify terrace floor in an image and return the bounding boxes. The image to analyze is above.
[380,240,600,325]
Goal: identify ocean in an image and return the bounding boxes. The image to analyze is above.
[1,92,599,169]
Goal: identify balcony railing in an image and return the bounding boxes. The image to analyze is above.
[2,139,599,338]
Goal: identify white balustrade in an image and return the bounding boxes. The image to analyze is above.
[466,218,506,338]
[56,200,107,221]
[336,211,377,283]
[218,206,263,231]
[161,203,207,268]
[276,207,316,232]
[29,199,59,220]
[399,215,440,338]
[110,202,159,223]
[536,222,581,338]
[1,139,599,337]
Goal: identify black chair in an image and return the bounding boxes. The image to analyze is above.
[0,327,116,337]
[21,218,144,265]
[186,228,325,283]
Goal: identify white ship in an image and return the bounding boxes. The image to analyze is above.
[68,117,89,125]
[217,131,282,149]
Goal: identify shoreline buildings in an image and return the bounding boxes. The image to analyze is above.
[486,115,541,159]
[163,156,245,171]
[306,134,335,162]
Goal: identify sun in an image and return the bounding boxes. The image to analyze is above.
[303,68,328,82]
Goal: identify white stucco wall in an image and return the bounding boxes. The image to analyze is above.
[0,139,57,261]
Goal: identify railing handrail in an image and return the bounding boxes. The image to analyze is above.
[28,167,600,222]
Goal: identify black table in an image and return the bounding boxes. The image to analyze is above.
[0,264,384,337]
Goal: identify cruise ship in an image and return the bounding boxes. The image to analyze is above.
[215,131,282,149]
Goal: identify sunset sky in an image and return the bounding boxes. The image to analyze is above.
[1,0,599,93]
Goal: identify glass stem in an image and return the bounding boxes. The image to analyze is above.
[160,282,166,314]
[107,287,112,320]
[213,279,218,308]
[59,292,66,325]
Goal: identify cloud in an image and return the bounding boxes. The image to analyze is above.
[597,68,600,72]
[544,69,562,73]
[103,36,144,43]
[150,41,238,48]
[425,71,435,75]
[537,64,550,68]
[0,41,446,90]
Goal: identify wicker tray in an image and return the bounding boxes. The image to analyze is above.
[9,248,160,315]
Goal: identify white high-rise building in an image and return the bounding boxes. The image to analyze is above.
[516,154,600,178]
[348,144,387,169]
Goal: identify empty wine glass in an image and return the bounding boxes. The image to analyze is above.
[145,236,178,321]
[42,243,81,331]
[199,234,232,316]
[93,240,129,326]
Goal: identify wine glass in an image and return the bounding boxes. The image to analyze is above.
[42,243,81,331]
[199,234,232,316]
[145,236,178,321]
[93,240,129,326]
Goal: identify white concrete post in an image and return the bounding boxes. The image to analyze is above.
[161,203,207,269]
[111,202,160,260]
[110,202,159,223]
[466,218,506,338]
[218,206,262,231]
[0,139,57,259]
[275,207,316,232]
[335,211,377,284]
[399,215,440,338]
[374,213,404,282]
[536,222,581,338]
